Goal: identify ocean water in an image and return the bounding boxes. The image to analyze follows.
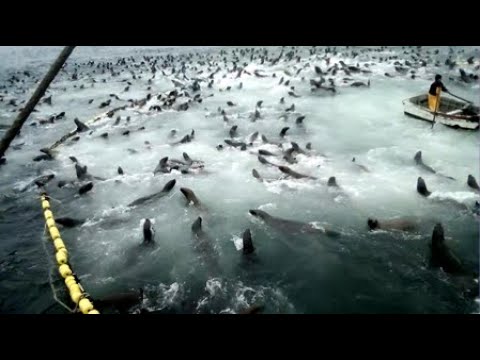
[0,46,478,314]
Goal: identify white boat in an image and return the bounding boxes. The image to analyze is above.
[402,94,479,130]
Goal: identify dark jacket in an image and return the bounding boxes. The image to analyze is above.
[429,80,448,96]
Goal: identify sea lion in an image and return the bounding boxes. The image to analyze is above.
[261,135,282,147]
[170,134,192,146]
[21,174,55,192]
[296,116,305,125]
[467,175,479,191]
[229,125,238,138]
[191,217,219,272]
[350,80,370,87]
[418,177,471,210]
[75,163,90,181]
[252,169,268,182]
[283,148,297,164]
[78,182,93,195]
[290,142,306,155]
[74,118,90,132]
[250,109,262,121]
[367,217,418,232]
[249,209,340,238]
[57,180,73,188]
[279,126,290,138]
[278,165,317,180]
[352,157,369,172]
[257,149,277,157]
[327,176,338,187]
[242,228,255,255]
[154,157,170,175]
[414,151,455,180]
[142,219,155,245]
[417,177,431,197]
[33,152,54,162]
[180,187,205,209]
[414,151,435,173]
[225,139,248,150]
[169,129,177,138]
[429,223,464,275]
[128,179,176,207]
[94,289,144,314]
[55,217,86,228]
[258,155,279,167]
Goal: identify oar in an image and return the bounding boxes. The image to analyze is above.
[447,92,473,104]
[431,92,441,129]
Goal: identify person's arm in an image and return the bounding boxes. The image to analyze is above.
[440,81,448,93]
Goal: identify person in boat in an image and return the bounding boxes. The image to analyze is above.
[428,74,449,112]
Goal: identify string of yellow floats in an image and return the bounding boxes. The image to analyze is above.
[40,193,99,314]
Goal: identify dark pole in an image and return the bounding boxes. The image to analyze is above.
[0,46,76,161]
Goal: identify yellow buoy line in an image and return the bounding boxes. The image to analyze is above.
[40,193,100,314]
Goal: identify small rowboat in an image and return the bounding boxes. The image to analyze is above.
[402,94,479,130]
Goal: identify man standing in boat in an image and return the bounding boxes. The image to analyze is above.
[428,74,449,112]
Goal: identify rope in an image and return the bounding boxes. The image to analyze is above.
[37,193,62,205]
[41,225,75,313]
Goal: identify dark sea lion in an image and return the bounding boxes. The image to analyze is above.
[154,157,170,175]
[296,116,305,125]
[78,182,93,195]
[414,151,455,180]
[367,217,418,232]
[278,165,317,180]
[414,151,435,173]
[128,179,176,207]
[74,118,90,132]
[417,177,431,197]
[229,125,238,138]
[258,155,279,167]
[430,223,464,275]
[242,229,255,255]
[55,217,86,228]
[94,289,144,314]
[142,219,155,245]
[191,217,219,272]
[467,175,479,191]
[249,209,340,238]
[180,187,204,209]
[327,176,338,187]
[352,157,369,172]
[279,127,290,138]
[248,132,259,144]
[21,174,55,192]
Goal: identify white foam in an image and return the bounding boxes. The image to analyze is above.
[231,235,244,251]
[258,203,277,211]
[205,278,223,297]
[431,191,479,203]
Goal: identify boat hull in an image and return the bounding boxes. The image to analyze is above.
[402,94,479,130]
